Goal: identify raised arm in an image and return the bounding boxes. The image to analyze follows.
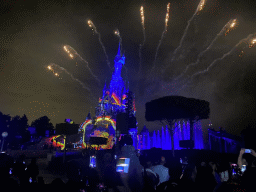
[237,148,245,169]
[250,149,256,158]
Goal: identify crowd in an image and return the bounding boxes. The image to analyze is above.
[0,135,256,192]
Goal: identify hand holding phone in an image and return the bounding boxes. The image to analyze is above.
[245,149,251,153]
[241,165,246,173]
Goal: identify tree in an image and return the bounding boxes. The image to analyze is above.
[145,96,210,157]
[0,112,11,133]
[31,116,54,137]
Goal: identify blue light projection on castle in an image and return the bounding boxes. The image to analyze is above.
[77,44,136,149]
[77,43,204,150]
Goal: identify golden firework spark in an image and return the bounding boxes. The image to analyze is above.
[249,38,256,48]
[88,20,93,28]
[140,6,144,27]
[165,3,171,29]
[197,0,206,13]
[114,30,119,36]
[230,19,237,28]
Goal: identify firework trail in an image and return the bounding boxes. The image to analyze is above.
[138,6,146,76]
[170,0,206,63]
[47,63,91,91]
[63,45,100,83]
[175,19,237,80]
[88,20,111,70]
[114,29,122,53]
[189,34,254,81]
[149,3,171,77]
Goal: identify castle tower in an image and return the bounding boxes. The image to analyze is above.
[109,43,126,100]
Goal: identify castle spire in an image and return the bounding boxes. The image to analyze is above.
[117,41,121,56]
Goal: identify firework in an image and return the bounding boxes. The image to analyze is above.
[170,0,207,64]
[190,34,254,80]
[114,29,122,52]
[88,20,94,30]
[150,3,171,75]
[165,3,171,31]
[63,45,78,59]
[49,63,91,91]
[239,50,245,57]
[140,6,145,28]
[138,6,146,78]
[225,19,238,36]
[197,0,206,14]
[249,38,256,48]
[87,19,111,70]
[47,66,52,70]
[63,45,100,83]
[175,19,237,80]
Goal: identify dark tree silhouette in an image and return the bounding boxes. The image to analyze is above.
[0,112,11,133]
[145,96,210,156]
[31,116,54,137]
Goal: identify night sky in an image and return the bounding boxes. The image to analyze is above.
[1,0,256,140]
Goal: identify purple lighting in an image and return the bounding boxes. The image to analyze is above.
[138,120,204,150]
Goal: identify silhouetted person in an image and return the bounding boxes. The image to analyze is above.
[13,155,27,185]
[196,165,217,192]
[26,158,39,183]
[118,135,144,192]
[151,156,170,185]
[179,163,197,192]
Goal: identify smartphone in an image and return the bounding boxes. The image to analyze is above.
[89,156,96,168]
[116,158,130,173]
[245,149,251,153]
[180,158,183,164]
[29,177,32,183]
[9,168,12,175]
[114,155,117,159]
[241,165,246,173]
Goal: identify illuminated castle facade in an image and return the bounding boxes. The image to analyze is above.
[77,44,136,149]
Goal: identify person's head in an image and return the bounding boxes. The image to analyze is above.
[136,150,141,157]
[181,163,197,182]
[196,165,216,186]
[146,160,153,168]
[51,178,65,186]
[160,156,166,165]
[201,161,206,167]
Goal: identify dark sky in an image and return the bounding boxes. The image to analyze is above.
[1,0,256,139]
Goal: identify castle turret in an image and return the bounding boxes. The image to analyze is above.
[109,43,126,99]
